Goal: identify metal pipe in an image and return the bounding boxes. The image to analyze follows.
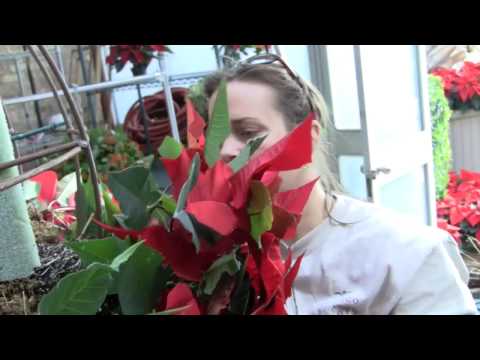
[136,84,152,154]
[36,45,102,221]
[0,47,61,62]
[3,72,165,106]
[26,45,83,189]
[0,141,86,172]
[77,45,97,127]
[3,71,213,107]
[14,58,33,130]
[55,45,66,77]
[22,45,43,127]
[11,121,66,142]
[0,146,82,193]
[158,57,181,142]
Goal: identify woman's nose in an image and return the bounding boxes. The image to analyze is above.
[220,135,244,163]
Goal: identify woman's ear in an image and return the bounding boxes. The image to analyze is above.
[311,119,322,145]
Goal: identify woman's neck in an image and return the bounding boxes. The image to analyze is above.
[294,181,330,242]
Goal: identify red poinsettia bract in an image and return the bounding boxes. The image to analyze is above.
[436,170,480,246]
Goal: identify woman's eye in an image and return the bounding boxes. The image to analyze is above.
[238,130,258,139]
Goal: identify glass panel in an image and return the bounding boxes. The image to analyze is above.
[360,45,423,141]
[326,45,362,130]
[378,165,429,225]
[338,155,368,201]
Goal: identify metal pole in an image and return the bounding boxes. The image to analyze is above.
[36,45,102,222]
[13,57,33,130]
[77,45,97,127]
[11,121,67,142]
[3,72,166,106]
[55,45,66,78]
[158,56,181,142]
[22,45,43,127]
[136,84,152,154]
[0,140,86,172]
[27,45,83,194]
[0,146,83,193]
[99,45,119,127]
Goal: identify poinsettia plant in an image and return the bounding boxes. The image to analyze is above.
[106,45,172,76]
[431,61,480,111]
[26,170,122,236]
[39,80,314,315]
[437,169,480,251]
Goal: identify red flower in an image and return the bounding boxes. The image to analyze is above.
[30,171,58,205]
[230,113,315,209]
[437,218,462,245]
[431,68,458,93]
[186,99,206,150]
[437,169,480,247]
[164,284,202,315]
[432,62,480,104]
[106,45,171,73]
[456,75,480,102]
[95,220,243,282]
[243,232,304,315]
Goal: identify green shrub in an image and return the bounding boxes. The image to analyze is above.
[429,74,453,200]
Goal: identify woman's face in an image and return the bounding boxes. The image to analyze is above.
[208,80,289,163]
[208,81,320,191]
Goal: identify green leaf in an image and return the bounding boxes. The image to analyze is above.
[151,208,172,230]
[39,263,113,315]
[175,153,200,213]
[148,191,177,216]
[150,157,172,189]
[75,178,99,238]
[248,181,273,246]
[107,166,158,230]
[471,96,480,111]
[158,136,183,159]
[117,242,171,315]
[229,135,267,173]
[172,153,202,252]
[229,259,250,315]
[205,80,231,167]
[203,251,241,295]
[113,214,129,228]
[101,186,120,226]
[175,210,200,252]
[68,236,129,268]
[110,240,145,272]
[162,195,177,215]
[57,172,77,207]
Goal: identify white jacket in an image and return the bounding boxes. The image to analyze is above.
[282,194,478,315]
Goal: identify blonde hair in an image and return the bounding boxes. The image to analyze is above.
[203,62,343,195]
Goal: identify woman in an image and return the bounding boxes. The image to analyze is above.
[202,54,477,315]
